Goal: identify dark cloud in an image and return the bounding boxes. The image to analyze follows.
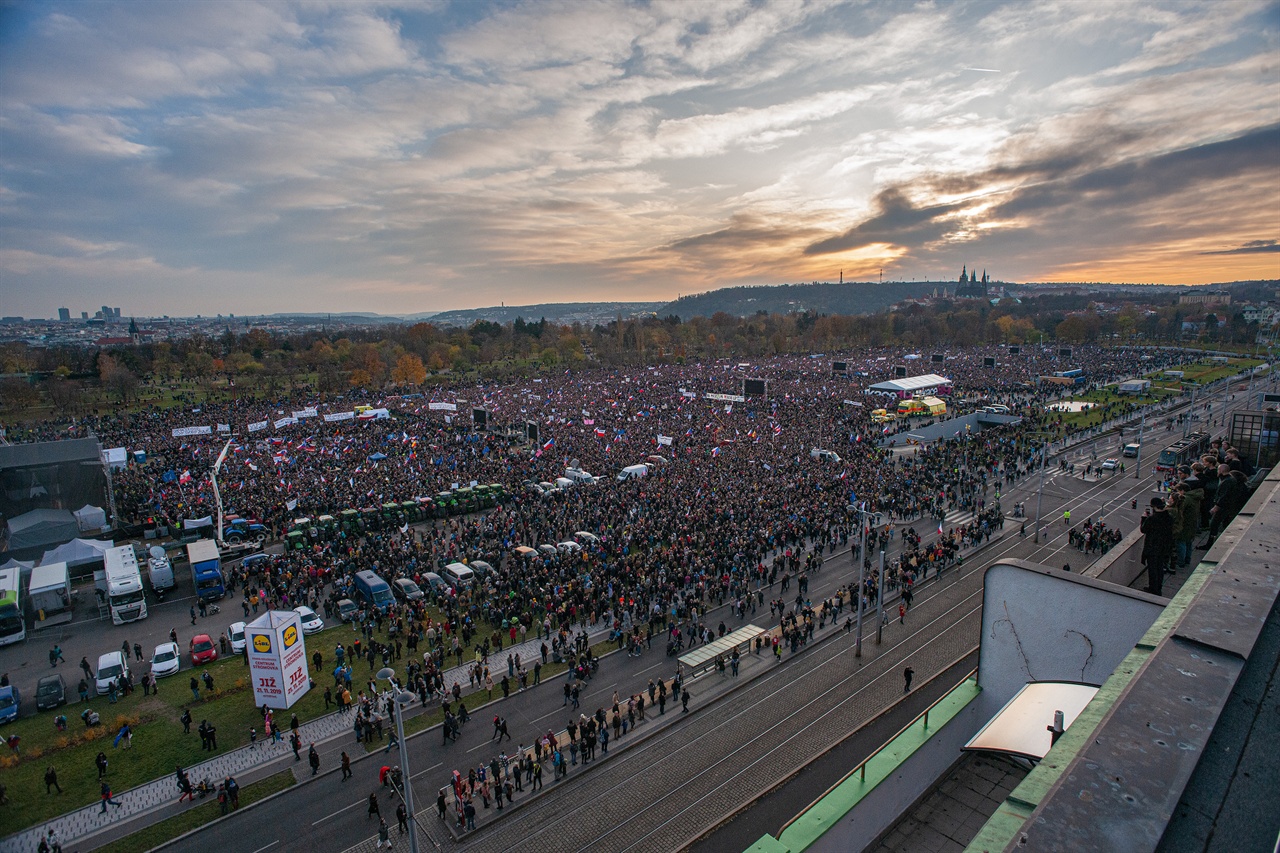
[803,188,964,256]
[1201,239,1280,255]
[989,124,1280,220]
[664,218,817,253]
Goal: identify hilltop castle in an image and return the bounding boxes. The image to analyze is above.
[956,266,989,298]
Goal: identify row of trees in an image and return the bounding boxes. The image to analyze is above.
[0,292,1265,414]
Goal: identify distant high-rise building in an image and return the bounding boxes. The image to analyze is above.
[113,307,122,320]
[58,307,70,322]
[81,311,89,320]
[101,305,112,323]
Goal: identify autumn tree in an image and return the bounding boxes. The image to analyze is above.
[390,353,427,386]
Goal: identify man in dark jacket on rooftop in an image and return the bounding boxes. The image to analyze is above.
[1140,497,1174,596]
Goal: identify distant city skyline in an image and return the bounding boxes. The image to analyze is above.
[2,1,1277,318]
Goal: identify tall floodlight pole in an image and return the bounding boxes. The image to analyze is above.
[211,439,233,543]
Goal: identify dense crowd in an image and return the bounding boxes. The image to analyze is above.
[8,344,1197,658]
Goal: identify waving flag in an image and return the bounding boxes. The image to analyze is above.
[937,519,944,535]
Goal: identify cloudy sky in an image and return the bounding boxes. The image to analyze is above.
[1,0,1277,319]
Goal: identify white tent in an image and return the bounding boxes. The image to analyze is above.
[0,557,35,572]
[74,504,108,532]
[39,537,113,568]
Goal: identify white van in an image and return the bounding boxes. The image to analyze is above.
[95,651,130,695]
[564,468,596,485]
[554,477,575,490]
[617,464,649,481]
[810,448,841,463]
[442,562,475,589]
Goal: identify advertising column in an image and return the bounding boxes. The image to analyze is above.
[246,610,310,710]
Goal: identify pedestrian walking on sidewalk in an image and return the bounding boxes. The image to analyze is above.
[903,666,914,693]
[377,818,392,849]
[397,802,408,834]
[309,743,320,775]
[99,781,123,813]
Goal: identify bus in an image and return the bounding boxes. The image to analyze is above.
[1156,432,1211,473]
[0,567,24,646]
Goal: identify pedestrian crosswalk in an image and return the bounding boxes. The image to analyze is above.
[940,508,976,530]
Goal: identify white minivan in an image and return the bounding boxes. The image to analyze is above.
[442,562,475,589]
[95,651,130,695]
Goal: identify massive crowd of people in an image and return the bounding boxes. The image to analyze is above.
[6,345,1199,660]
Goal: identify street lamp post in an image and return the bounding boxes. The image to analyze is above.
[1133,411,1145,479]
[876,550,886,644]
[1032,435,1049,544]
[854,506,882,658]
[377,667,420,853]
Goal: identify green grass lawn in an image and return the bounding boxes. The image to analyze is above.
[90,770,296,853]
[0,618,413,836]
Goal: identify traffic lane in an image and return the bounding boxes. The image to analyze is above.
[689,649,981,853]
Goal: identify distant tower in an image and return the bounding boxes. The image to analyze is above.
[959,265,967,283]
[57,307,70,322]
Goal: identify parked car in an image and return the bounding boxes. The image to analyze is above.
[150,642,181,677]
[189,634,218,666]
[228,621,247,654]
[35,674,66,711]
[0,685,21,722]
[422,573,447,595]
[392,578,424,602]
[95,651,130,695]
[336,599,359,623]
[294,605,324,635]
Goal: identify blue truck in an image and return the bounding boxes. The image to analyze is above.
[186,539,226,601]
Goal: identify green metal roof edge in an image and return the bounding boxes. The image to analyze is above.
[964,560,1214,853]
[743,836,793,853]
[745,676,982,853]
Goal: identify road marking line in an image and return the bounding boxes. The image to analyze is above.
[252,842,280,853]
[312,799,363,825]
